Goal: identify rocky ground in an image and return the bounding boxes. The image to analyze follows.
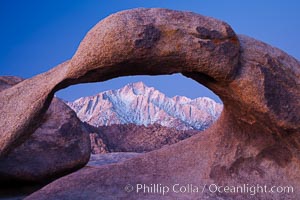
[87,123,200,153]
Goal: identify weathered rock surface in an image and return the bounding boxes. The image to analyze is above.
[0,76,24,91]
[0,61,69,157]
[0,76,91,183]
[87,153,141,167]
[0,8,299,200]
[89,133,109,154]
[87,123,199,153]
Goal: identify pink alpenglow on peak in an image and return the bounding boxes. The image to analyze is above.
[67,82,223,130]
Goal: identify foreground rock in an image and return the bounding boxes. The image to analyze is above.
[0,8,299,200]
[87,123,199,153]
[0,76,91,184]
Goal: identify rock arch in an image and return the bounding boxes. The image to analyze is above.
[0,8,299,199]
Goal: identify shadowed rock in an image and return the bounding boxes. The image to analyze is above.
[0,77,91,184]
[87,123,199,153]
[0,8,299,199]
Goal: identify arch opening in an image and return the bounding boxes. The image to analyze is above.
[56,73,223,154]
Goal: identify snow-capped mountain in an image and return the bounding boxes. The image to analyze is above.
[67,82,223,130]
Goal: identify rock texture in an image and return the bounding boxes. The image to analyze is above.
[0,76,24,91]
[0,8,299,200]
[0,61,69,157]
[86,123,199,153]
[89,133,109,154]
[87,121,199,155]
[68,82,222,130]
[87,153,141,167]
[0,76,91,183]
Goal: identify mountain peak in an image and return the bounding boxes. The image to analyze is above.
[124,82,149,95]
[67,82,223,130]
[130,81,147,88]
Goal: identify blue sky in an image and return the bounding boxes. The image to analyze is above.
[0,0,299,102]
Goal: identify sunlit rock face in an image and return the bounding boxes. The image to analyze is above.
[0,8,299,200]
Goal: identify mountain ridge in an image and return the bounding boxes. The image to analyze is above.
[67,82,223,130]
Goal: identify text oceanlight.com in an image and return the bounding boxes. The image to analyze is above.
[124,183,294,196]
